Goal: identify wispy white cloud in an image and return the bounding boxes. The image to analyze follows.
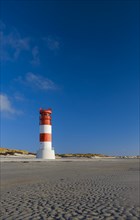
[14,92,26,102]
[30,46,40,66]
[0,22,30,62]
[0,94,22,115]
[0,21,41,65]
[26,72,56,90]
[43,36,60,51]
[0,21,62,65]
[16,72,57,91]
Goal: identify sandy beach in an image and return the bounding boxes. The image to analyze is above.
[0,159,139,219]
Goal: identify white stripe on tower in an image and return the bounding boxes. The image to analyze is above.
[40,125,52,134]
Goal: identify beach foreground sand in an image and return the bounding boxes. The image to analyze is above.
[0,159,140,219]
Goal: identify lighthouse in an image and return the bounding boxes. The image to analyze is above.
[36,108,55,159]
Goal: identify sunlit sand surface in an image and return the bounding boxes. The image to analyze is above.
[1,159,139,219]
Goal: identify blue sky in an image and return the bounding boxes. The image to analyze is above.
[0,0,139,155]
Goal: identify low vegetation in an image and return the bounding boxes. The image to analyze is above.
[56,153,108,158]
[0,147,34,156]
[0,147,107,157]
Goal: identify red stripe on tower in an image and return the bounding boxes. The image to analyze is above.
[40,133,52,142]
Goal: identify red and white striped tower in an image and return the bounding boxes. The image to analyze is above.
[36,108,55,159]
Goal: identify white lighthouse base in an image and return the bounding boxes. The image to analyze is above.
[36,142,55,159]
